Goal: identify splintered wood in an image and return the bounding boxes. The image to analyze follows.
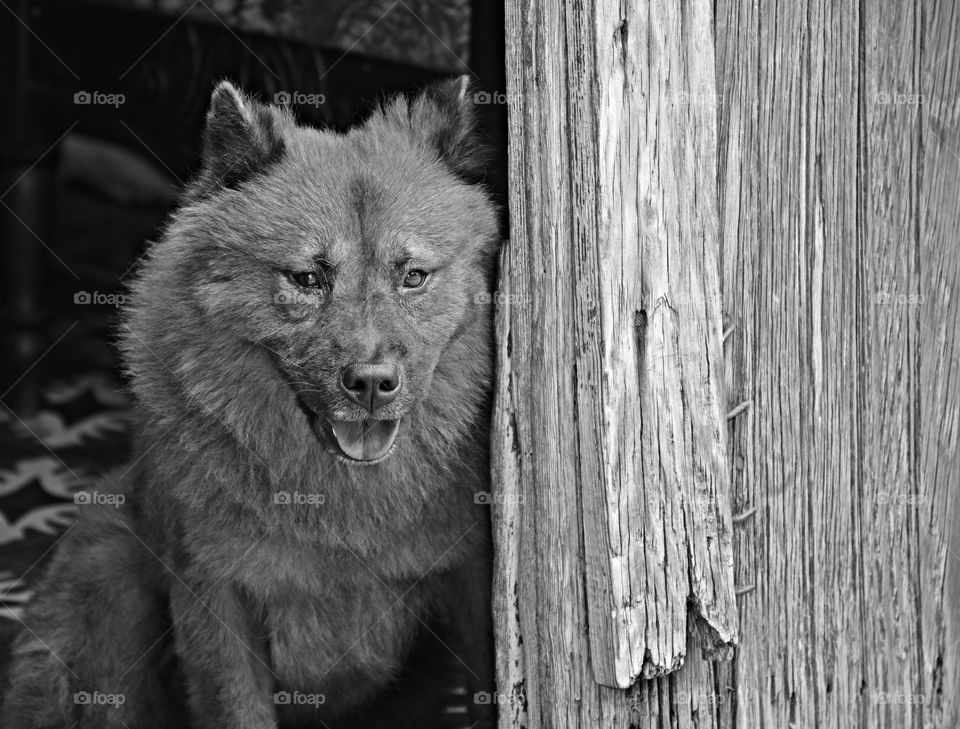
[574,0,737,687]
[495,0,737,701]
[495,0,960,727]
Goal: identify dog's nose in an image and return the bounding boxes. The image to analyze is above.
[340,363,401,412]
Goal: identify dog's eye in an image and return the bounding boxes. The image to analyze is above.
[402,269,428,289]
[291,271,320,288]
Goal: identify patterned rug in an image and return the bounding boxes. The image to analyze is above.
[0,372,131,622]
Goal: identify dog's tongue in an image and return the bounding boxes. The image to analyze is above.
[329,419,400,462]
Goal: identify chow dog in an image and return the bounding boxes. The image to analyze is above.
[1,76,498,729]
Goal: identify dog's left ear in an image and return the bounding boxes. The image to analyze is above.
[200,80,288,192]
[407,75,488,183]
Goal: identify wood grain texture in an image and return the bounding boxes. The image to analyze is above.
[495,0,959,726]
[495,0,737,717]
[579,0,738,688]
[714,0,960,726]
[491,246,528,726]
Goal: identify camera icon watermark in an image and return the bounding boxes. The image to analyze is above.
[74,690,125,708]
[274,690,326,707]
[473,291,531,306]
[875,492,924,507]
[74,90,125,108]
[874,291,924,306]
[471,90,521,106]
[74,491,126,508]
[74,291,126,308]
[874,91,924,106]
[873,691,926,705]
[675,690,724,706]
[274,491,325,507]
[474,490,524,506]
[474,690,521,705]
[274,90,326,108]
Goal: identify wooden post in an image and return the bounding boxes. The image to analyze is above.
[493,0,736,723]
[714,0,960,726]
[494,0,960,727]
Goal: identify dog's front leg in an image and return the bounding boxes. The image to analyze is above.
[169,579,276,729]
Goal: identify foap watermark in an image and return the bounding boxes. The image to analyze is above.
[74,91,125,108]
[474,490,525,506]
[274,90,326,108]
[274,491,325,507]
[875,491,924,508]
[74,690,126,708]
[274,690,326,707]
[471,90,521,106]
[75,291,126,308]
[873,691,927,705]
[74,490,126,508]
[675,690,725,707]
[874,91,924,106]
[473,690,524,706]
[874,291,924,306]
[669,84,721,108]
[474,291,531,306]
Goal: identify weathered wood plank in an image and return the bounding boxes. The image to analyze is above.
[491,245,528,726]
[862,3,926,727]
[496,2,593,727]
[578,0,738,688]
[495,0,959,725]
[917,6,960,728]
[495,0,737,721]
[713,0,960,726]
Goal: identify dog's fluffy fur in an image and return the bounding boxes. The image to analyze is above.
[1,77,498,729]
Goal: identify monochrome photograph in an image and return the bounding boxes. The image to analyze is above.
[0,1,957,728]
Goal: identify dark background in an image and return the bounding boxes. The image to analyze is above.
[0,0,507,412]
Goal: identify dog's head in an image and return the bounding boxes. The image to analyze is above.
[129,79,499,465]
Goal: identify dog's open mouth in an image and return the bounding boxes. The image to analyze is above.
[327,418,400,463]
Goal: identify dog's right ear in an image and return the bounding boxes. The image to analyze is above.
[403,75,489,184]
[197,81,287,194]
